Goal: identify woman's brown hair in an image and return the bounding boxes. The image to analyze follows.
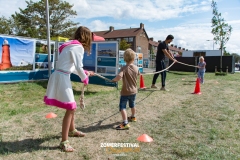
[73,26,92,54]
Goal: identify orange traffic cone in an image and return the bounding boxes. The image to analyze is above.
[139,74,147,89]
[45,112,57,119]
[193,78,201,94]
[137,134,153,142]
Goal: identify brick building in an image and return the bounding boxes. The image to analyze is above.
[149,38,159,60]
[149,38,187,58]
[93,23,149,59]
[148,38,187,67]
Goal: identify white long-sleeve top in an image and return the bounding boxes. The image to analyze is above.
[56,44,87,81]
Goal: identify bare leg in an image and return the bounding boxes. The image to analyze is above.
[131,107,136,117]
[68,109,85,137]
[120,109,127,121]
[69,111,75,132]
[62,109,75,142]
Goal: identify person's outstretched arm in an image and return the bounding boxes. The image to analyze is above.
[112,75,122,82]
[162,49,177,62]
[112,68,123,82]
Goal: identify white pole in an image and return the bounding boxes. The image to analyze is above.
[45,0,51,77]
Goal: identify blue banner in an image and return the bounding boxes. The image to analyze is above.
[0,36,34,71]
[97,43,117,57]
[74,41,119,87]
[96,42,118,76]
[83,43,96,72]
[0,70,49,83]
[97,57,117,66]
[0,35,56,83]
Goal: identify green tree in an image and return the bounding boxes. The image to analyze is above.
[149,46,155,60]
[223,47,230,56]
[11,0,79,39]
[211,0,232,71]
[0,16,14,35]
[231,53,240,63]
[119,39,131,50]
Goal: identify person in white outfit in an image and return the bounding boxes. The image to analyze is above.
[44,26,94,152]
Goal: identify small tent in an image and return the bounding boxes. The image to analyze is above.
[92,33,105,41]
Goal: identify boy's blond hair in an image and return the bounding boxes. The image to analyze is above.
[124,48,135,63]
[199,56,204,60]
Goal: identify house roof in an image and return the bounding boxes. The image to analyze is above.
[93,28,147,39]
[149,40,184,52]
[149,40,159,47]
[169,45,183,52]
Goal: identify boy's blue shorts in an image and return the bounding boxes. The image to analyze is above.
[119,94,136,111]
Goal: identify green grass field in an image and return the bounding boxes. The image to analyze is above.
[0,71,240,160]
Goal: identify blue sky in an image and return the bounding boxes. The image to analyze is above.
[0,0,239,54]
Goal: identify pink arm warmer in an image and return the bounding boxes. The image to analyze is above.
[82,70,89,85]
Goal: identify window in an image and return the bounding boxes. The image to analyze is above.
[137,46,141,53]
[123,38,128,42]
[193,52,206,57]
[117,38,121,41]
[129,37,133,42]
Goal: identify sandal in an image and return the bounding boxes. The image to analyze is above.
[59,140,74,152]
[69,129,85,137]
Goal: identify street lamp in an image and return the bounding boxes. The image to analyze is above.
[206,40,214,50]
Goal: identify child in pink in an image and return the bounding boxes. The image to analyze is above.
[44,26,93,152]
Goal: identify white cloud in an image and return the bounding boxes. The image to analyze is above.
[89,20,109,31]
[88,20,135,32]
[0,0,212,21]
[0,0,25,18]
[146,20,240,54]
[0,0,39,18]
[69,0,212,20]
[89,18,239,54]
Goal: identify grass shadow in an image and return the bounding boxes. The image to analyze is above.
[77,122,120,133]
[183,83,194,85]
[0,135,60,155]
[136,90,157,104]
[35,80,49,89]
[169,72,196,75]
[78,111,120,133]
[73,90,98,96]
[185,81,196,83]
[138,88,158,92]
[77,90,157,133]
